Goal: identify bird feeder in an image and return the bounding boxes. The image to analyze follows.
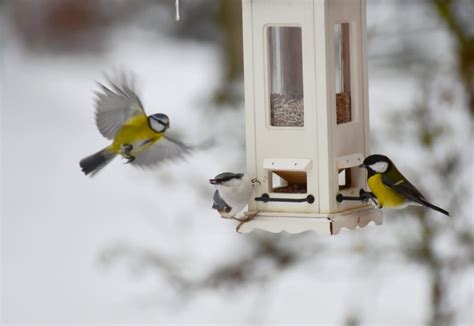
[240,0,382,234]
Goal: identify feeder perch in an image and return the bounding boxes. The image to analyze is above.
[240,0,382,234]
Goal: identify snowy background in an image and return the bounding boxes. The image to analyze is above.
[1,0,473,325]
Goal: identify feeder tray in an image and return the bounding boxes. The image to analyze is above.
[273,185,307,193]
[272,170,307,193]
[238,206,382,235]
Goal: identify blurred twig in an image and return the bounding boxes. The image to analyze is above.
[213,0,244,105]
[433,0,474,113]
[100,234,322,294]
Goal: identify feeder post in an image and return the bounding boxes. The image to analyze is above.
[242,0,257,213]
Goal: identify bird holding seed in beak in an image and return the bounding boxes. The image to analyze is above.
[79,73,191,176]
[209,172,259,220]
[359,154,450,216]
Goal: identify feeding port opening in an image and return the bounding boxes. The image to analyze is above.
[338,168,353,190]
[271,170,307,194]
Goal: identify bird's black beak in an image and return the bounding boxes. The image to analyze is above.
[359,163,367,168]
[209,179,220,185]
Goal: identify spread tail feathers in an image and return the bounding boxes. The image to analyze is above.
[421,199,450,216]
[80,147,116,176]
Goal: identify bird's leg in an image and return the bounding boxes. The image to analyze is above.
[235,211,258,233]
[219,212,233,220]
[120,144,135,163]
[368,194,382,209]
[359,189,381,208]
[231,211,258,223]
[120,144,133,155]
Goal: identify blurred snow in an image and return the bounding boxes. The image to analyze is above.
[1,1,473,325]
[1,16,243,323]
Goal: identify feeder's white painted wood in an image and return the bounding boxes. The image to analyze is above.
[238,207,383,235]
[242,0,381,234]
[336,153,364,170]
[263,158,312,172]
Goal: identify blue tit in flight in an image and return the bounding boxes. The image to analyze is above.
[80,74,191,176]
[359,154,450,216]
[210,172,258,220]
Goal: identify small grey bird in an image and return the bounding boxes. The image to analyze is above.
[209,172,257,219]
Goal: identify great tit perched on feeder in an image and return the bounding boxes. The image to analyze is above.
[80,73,191,176]
[359,154,450,216]
[209,172,259,220]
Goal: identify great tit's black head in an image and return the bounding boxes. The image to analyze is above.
[360,154,392,174]
[209,172,244,185]
[148,113,170,133]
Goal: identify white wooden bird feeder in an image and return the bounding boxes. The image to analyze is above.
[240,0,383,234]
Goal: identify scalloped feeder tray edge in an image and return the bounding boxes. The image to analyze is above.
[238,206,382,235]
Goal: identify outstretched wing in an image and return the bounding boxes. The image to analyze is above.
[131,135,192,167]
[212,190,231,212]
[94,73,146,140]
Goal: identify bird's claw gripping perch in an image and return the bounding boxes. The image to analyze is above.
[336,189,376,204]
[361,191,382,209]
[235,211,258,233]
[231,211,257,223]
[362,190,381,208]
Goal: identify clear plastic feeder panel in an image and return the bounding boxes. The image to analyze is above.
[268,26,304,127]
[335,23,352,124]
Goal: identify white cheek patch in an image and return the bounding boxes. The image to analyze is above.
[370,161,389,173]
[150,119,165,133]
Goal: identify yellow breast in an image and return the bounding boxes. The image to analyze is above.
[368,174,405,208]
[111,115,162,153]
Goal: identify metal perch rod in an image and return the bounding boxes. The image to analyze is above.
[336,189,374,203]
